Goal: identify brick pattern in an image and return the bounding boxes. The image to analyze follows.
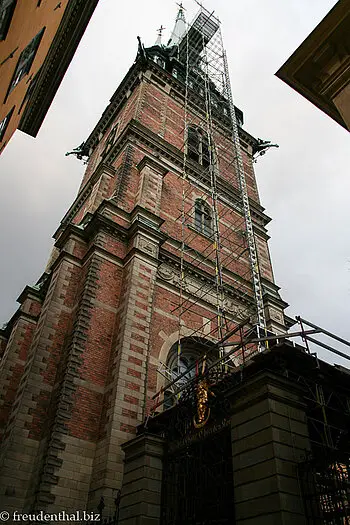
[136,161,164,215]
[34,255,102,510]
[73,165,116,225]
[256,236,274,282]
[88,247,158,511]
[0,317,37,441]
[0,59,287,517]
[114,145,135,208]
[0,258,81,512]
[80,87,141,189]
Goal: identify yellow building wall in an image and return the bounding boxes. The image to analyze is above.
[0,0,69,152]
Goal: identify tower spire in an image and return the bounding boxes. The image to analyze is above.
[168,2,186,47]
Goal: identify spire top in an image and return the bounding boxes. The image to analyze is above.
[168,2,187,47]
[155,25,165,46]
[177,2,185,13]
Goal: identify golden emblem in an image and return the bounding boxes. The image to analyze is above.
[193,377,212,428]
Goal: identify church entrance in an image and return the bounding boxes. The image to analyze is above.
[161,425,235,525]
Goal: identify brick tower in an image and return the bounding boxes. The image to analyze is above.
[0,5,289,516]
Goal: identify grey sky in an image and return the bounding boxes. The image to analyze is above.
[0,0,349,365]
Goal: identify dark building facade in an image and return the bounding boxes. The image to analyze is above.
[120,341,350,525]
[1,5,348,525]
[0,0,99,154]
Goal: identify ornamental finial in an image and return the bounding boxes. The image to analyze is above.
[155,25,165,45]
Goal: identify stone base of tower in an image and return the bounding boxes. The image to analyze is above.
[118,344,350,525]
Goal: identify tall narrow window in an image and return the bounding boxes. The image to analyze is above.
[6,28,45,97]
[0,0,16,40]
[187,126,210,168]
[0,106,14,141]
[101,123,118,157]
[194,199,212,237]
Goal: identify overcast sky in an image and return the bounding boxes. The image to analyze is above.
[0,0,349,365]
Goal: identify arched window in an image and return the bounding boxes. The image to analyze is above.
[187,126,210,168]
[194,199,212,237]
[163,338,217,410]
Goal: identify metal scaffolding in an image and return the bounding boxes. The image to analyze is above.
[154,3,268,407]
[152,2,267,412]
[146,6,350,433]
[145,317,350,524]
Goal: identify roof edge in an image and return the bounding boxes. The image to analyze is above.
[18,0,99,137]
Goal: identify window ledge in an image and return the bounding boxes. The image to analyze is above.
[187,224,214,241]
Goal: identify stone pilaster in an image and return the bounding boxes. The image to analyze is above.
[0,306,39,442]
[119,434,164,525]
[34,254,102,512]
[230,371,309,525]
[87,207,165,512]
[0,256,81,514]
[136,156,168,215]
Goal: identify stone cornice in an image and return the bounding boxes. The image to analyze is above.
[137,155,169,177]
[107,120,271,228]
[158,250,254,312]
[55,214,129,251]
[276,1,350,130]
[19,0,99,137]
[0,309,41,340]
[55,202,166,255]
[56,121,270,241]
[84,55,260,154]
[129,204,165,231]
[16,283,47,305]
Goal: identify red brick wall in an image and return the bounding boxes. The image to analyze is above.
[0,63,278,513]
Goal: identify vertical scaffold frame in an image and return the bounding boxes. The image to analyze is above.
[157,2,267,402]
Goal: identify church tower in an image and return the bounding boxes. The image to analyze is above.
[0,4,289,516]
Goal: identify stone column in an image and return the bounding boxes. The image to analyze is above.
[136,156,168,216]
[230,371,309,525]
[87,207,165,512]
[119,434,164,525]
